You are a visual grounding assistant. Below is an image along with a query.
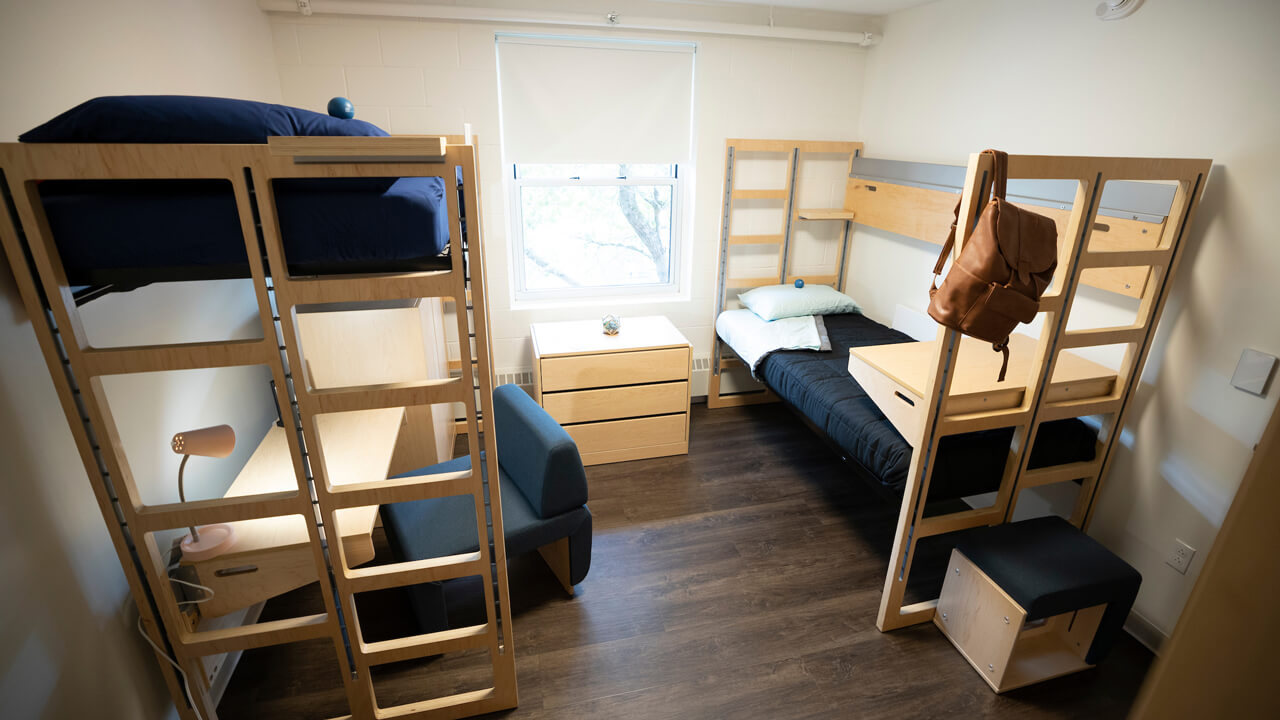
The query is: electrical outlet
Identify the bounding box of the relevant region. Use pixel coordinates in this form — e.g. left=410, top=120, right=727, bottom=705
left=1165, top=538, right=1196, bottom=574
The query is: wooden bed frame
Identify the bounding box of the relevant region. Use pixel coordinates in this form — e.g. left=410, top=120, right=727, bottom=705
left=0, top=137, right=518, bottom=719
left=706, top=140, right=1212, bottom=636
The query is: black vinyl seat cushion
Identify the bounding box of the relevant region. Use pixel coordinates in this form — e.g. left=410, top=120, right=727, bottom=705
left=382, top=455, right=592, bottom=572
left=381, top=455, right=592, bottom=633
left=955, top=516, right=1141, bottom=664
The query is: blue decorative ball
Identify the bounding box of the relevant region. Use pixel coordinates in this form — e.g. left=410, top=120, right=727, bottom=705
left=327, top=97, right=355, bottom=119
left=794, top=278, right=805, bottom=288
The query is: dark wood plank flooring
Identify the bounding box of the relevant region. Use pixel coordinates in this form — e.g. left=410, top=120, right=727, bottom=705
left=219, top=403, right=1152, bottom=719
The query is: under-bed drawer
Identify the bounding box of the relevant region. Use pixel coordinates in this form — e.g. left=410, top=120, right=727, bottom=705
left=565, top=414, right=688, bottom=462
left=542, top=382, right=688, bottom=425
left=539, top=347, right=689, bottom=392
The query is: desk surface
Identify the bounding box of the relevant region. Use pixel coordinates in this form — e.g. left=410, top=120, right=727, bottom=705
left=214, top=407, right=403, bottom=558
left=850, top=333, right=1114, bottom=401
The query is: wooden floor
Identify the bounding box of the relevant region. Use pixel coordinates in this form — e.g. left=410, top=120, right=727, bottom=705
left=219, top=402, right=1153, bottom=719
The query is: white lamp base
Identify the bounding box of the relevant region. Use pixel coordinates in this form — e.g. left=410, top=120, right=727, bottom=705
left=180, top=524, right=236, bottom=561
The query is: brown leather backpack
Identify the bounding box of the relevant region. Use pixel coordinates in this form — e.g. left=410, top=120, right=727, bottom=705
left=927, top=150, right=1058, bottom=382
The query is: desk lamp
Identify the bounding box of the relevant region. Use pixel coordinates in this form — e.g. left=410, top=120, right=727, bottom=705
left=171, top=425, right=236, bottom=561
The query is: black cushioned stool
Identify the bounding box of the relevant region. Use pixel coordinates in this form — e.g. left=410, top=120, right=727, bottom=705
left=934, top=516, right=1141, bottom=692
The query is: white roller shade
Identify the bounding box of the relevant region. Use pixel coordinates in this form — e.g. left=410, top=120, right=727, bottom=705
left=498, top=35, right=695, bottom=164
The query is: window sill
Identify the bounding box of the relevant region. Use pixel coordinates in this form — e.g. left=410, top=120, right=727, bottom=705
left=511, top=289, right=690, bottom=312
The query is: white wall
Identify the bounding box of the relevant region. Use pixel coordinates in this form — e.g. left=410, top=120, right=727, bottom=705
left=0, top=1, right=281, bottom=718
left=266, top=12, right=868, bottom=386
left=852, top=0, right=1280, bottom=639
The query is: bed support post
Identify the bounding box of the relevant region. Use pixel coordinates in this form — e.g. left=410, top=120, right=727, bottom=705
left=876, top=152, right=1212, bottom=633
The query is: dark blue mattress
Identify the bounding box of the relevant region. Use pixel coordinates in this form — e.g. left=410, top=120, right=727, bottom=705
left=38, top=177, right=451, bottom=286
left=756, top=313, right=1097, bottom=500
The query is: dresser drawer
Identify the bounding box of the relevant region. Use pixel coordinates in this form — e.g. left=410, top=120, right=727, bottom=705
left=542, top=382, right=688, bottom=424
left=565, top=413, right=687, bottom=457
left=540, top=347, right=689, bottom=392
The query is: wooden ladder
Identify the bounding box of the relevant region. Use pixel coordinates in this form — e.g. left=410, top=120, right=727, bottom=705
left=0, top=138, right=518, bottom=719
left=877, top=153, right=1212, bottom=631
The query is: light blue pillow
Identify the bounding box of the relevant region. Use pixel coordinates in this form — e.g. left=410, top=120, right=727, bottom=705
left=738, top=284, right=860, bottom=321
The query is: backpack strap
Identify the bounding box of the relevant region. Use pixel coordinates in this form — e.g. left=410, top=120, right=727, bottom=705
left=983, top=149, right=1008, bottom=200
left=932, top=150, right=1009, bottom=282
left=994, top=340, right=1010, bottom=382
left=931, top=197, right=962, bottom=281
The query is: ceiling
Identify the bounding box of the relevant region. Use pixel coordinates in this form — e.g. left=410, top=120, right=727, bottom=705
left=666, top=0, right=938, bottom=14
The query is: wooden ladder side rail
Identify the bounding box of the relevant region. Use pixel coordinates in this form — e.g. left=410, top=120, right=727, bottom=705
left=256, top=141, right=518, bottom=718
left=876, top=153, right=1212, bottom=632
left=1053, top=164, right=1209, bottom=531
left=0, top=170, right=201, bottom=719
left=877, top=152, right=1000, bottom=630
left=707, top=138, right=862, bottom=410
left=0, top=142, right=355, bottom=720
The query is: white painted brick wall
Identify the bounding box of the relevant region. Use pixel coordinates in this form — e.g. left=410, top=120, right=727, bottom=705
left=266, top=15, right=867, bottom=393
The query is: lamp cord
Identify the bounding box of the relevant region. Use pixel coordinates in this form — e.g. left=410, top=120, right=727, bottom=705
left=177, top=454, right=199, bottom=542
left=136, top=577, right=214, bottom=720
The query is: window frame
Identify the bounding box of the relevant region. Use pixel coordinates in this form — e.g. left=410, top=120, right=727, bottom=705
left=508, top=164, right=684, bottom=303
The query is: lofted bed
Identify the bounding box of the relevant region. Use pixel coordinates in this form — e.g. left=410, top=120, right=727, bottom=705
left=0, top=97, right=517, bottom=720
left=707, top=139, right=1211, bottom=633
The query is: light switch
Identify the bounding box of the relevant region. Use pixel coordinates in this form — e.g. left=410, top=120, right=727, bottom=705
left=1230, top=348, right=1277, bottom=396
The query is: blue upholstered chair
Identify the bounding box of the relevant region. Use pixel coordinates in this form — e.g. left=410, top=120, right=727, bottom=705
left=380, top=384, right=592, bottom=633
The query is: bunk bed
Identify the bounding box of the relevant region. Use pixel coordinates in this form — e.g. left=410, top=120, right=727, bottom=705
left=708, top=139, right=1211, bottom=633
left=0, top=97, right=517, bottom=720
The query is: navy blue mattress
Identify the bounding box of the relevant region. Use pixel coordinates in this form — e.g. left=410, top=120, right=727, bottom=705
left=756, top=313, right=1097, bottom=501
left=38, top=177, right=451, bottom=286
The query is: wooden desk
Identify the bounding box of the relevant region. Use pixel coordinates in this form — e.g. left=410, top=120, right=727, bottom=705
left=182, top=407, right=402, bottom=618
left=847, top=333, right=1116, bottom=442
left=184, top=303, right=451, bottom=617
left=532, top=316, right=692, bottom=465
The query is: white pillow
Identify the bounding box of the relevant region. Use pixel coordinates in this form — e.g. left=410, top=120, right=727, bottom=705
left=738, top=284, right=861, bottom=321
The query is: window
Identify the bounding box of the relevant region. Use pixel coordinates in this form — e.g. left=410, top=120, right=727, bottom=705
left=497, top=34, right=695, bottom=302
left=511, top=163, right=680, bottom=296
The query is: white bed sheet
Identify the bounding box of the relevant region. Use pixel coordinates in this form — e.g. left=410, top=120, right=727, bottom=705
left=715, top=309, right=824, bottom=378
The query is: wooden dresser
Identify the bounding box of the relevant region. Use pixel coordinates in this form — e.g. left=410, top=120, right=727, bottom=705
left=531, top=316, right=691, bottom=465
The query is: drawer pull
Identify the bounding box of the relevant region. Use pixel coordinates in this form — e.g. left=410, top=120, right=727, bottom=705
left=215, top=565, right=259, bottom=577
left=894, top=391, right=916, bottom=407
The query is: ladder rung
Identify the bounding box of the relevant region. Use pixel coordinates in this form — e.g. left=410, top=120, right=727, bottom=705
left=785, top=274, right=838, bottom=286
left=345, top=553, right=484, bottom=593
left=732, top=189, right=788, bottom=201
left=357, top=624, right=491, bottom=667
left=797, top=208, right=856, bottom=221
left=725, top=276, right=780, bottom=289
left=1037, top=294, right=1065, bottom=313
left=281, top=270, right=458, bottom=305
left=1060, top=326, right=1146, bottom=349
left=135, top=491, right=299, bottom=532
left=81, top=339, right=268, bottom=376
left=1021, top=459, right=1102, bottom=488
left=1038, top=395, right=1124, bottom=422
left=916, top=507, right=1001, bottom=538
left=303, top=377, right=469, bottom=414
left=322, top=470, right=474, bottom=509
left=1081, top=247, right=1172, bottom=269
left=375, top=688, right=499, bottom=720
left=179, top=613, right=330, bottom=656
left=937, top=407, right=1032, bottom=435
left=727, top=234, right=784, bottom=245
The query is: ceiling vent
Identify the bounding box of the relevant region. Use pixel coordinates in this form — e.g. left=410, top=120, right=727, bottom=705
left=1096, top=0, right=1145, bottom=21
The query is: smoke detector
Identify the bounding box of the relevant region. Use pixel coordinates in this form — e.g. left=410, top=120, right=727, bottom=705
left=1096, top=0, right=1144, bottom=21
